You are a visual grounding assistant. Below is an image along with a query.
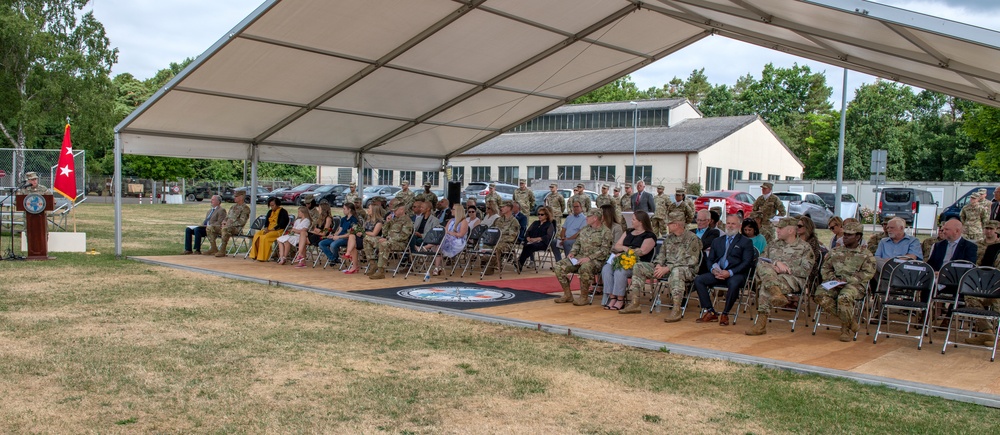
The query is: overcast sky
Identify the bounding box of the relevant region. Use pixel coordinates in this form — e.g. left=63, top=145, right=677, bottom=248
left=90, top=0, right=999, bottom=109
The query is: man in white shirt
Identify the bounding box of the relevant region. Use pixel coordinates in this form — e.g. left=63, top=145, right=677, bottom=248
left=551, top=201, right=586, bottom=261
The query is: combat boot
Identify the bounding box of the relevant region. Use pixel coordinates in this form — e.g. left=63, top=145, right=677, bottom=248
left=839, top=323, right=854, bottom=342
left=205, top=237, right=219, bottom=256
left=770, top=287, right=788, bottom=308
left=365, top=264, right=378, bottom=276
left=965, top=334, right=995, bottom=345
left=573, top=281, right=591, bottom=306
left=369, top=267, right=385, bottom=280
left=663, top=296, right=684, bottom=322
left=215, top=238, right=228, bottom=257
left=618, top=298, right=641, bottom=314
left=745, top=315, right=768, bottom=336
left=554, top=281, right=574, bottom=303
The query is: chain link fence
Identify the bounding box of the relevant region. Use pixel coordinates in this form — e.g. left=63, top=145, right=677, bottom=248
left=0, top=148, right=86, bottom=203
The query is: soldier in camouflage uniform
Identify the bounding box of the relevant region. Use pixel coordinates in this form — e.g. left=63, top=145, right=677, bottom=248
left=210, top=190, right=251, bottom=256
left=18, top=172, right=51, bottom=195
left=749, top=211, right=773, bottom=246
left=752, top=182, right=785, bottom=244
left=417, top=182, right=438, bottom=207
left=666, top=187, right=695, bottom=227
left=570, top=183, right=591, bottom=211
left=553, top=209, right=612, bottom=305
left=746, top=217, right=815, bottom=336
left=484, top=201, right=521, bottom=275
left=815, top=221, right=876, bottom=341
left=483, top=183, right=503, bottom=210
left=619, top=183, right=634, bottom=212
left=977, top=220, right=1000, bottom=265
left=650, top=185, right=669, bottom=237
left=301, top=193, right=320, bottom=222
left=621, top=211, right=700, bottom=319
left=395, top=180, right=415, bottom=215
left=961, top=192, right=988, bottom=243
left=964, top=293, right=1000, bottom=346
left=867, top=221, right=888, bottom=255
left=343, top=182, right=359, bottom=207
left=595, top=184, right=614, bottom=208
left=544, top=183, right=565, bottom=226
left=369, top=203, right=414, bottom=279
left=354, top=197, right=368, bottom=222
left=513, top=179, right=535, bottom=213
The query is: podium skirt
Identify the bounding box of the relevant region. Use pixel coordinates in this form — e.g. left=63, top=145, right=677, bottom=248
left=249, top=230, right=282, bottom=261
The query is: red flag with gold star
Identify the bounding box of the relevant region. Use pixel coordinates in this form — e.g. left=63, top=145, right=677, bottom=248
left=52, top=123, right=77, bottom=201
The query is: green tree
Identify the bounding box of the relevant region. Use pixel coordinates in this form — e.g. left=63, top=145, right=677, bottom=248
left=0, top=0, right=117, bottom=176
left=843, top=80, right=916, bottom=180
left=963, top=102, right=1000, bottom=176
left=572, top=75, right=641, bottom=103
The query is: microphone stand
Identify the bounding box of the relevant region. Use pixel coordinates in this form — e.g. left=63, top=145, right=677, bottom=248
left=3, top=186, right=26, bottom=260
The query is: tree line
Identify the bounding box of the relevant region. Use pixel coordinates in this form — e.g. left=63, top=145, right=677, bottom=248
left=2, top=1, right=999, bottom=184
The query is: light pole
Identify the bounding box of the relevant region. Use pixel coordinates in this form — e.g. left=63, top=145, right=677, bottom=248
left=630, top=101, right=638, bottom=184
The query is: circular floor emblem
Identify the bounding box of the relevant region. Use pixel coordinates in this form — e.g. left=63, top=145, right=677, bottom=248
left=397, top=286, right=516, bottom=303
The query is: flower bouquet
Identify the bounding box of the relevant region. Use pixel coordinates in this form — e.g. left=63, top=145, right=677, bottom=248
left=348, top=223, right=365, bottom=237
left=613, top=249, right=637, bottom=271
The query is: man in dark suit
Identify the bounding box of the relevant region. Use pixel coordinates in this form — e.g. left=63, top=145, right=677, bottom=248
left=692, top=214, right=757, bottom=326
left=928, top=219, right=978, bottom=271
left=632, top=180, right=655, bottom=214
left=691, top=210, right=721, bottom=274
left=991, top=187, right=1000, bottom=221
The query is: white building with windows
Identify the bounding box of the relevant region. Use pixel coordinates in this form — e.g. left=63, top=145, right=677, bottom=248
left=318, top=99, right=803, bottom=192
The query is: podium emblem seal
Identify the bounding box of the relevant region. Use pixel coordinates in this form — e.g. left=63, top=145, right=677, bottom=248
left=23, top=193, right=46, bottom=214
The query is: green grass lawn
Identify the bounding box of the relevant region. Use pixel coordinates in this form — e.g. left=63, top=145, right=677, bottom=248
left=0, top=203, right=992, bottom=433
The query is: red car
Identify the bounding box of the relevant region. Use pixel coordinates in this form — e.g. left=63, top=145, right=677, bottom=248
left=694, top=190, right=757, bottom=220
left=280, top=183, right=319, bottom=204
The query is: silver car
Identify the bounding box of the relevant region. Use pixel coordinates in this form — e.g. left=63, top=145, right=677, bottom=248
left=775, top=191, right=834, bottom=229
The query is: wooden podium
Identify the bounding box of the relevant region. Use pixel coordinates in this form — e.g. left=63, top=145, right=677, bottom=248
left=16, top=194, right=53, bottom=260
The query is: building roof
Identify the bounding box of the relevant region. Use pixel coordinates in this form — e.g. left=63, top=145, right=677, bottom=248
left=462, top=115, right=759, bottom=156
left=546, top=98, right=687, bottom=115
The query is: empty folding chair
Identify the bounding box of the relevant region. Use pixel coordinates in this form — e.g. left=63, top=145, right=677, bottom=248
left=873, top=260, right=936, bottom=349
left=231, top=215, right=266, bottom=257
left=942, top=266, right=1000, bottom=361
left=474, top=228, right=502, bottom=279
left=405, top=227, right=446, bottom=280
left=927, top=260, right=976, bottom=338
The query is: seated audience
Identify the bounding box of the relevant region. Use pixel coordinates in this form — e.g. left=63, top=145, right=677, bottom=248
left=208, top=190, right=250, bottom=257
left=484, top=201, right=520, bottom=275
left=746, top=217, right=815, bottom=336
left=183, top=194, right=225, bottom=255
left=874, top=217, right=922, bottom=264
left=742, top=218, right=767, bottom=253
left=815, top=221, right=876, bottom=341
left=308, top=201, right=333, bottom=248
left=692, top=214, right=756, bottom=325
left=621, top=211, right=701, bottom=317
left=428, top=203, right=471, bottom=276
left=516, top=206, right=555, bottom=272
left=319, top=203, right=358, bottom=266
left=369, top=203, right=414, bottom=280
left=410, top=199, right=440, bottom=251
left=552, top=209, right=612, bottom=305
left=345, top=203, right=385, bottom=274
left=692, top=210, right=722, bottom=274
left=465, top=206, right=481, bottom=229
left=551, top=201, right=585, bottom=262
left=481, top=202, right=500, bottom=227
left=276, top=206, right=312, bottom=267
left=511, top=201, right=528, bottom=242
left=249, top=197, right=289, bottom=262
left=601, top=211, right=656, bottom=310
left=828, top=216, right=844, bottom=249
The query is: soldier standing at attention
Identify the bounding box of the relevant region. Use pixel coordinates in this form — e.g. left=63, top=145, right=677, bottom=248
left=418, top=182, right=438, bottom=207
left=483, top=182, right=502, bottom=210
left=395, top=180, right=415, bottom=216
left=752, top=182, right=785, bottom=244
left=961, top=192, right=988, bottom=243
left=18, top=172, right=51, bottom=195
left=369, top=203, right=413, bottom=280
left=210, top=190, right=251, bottom=257
left=666, top=187, right=695, bottom=227
left=621, top=211, right=701, bottom=318
left=746, top=217, right=814, bottom=336
left=815, top=221, right=876, bottom=341
left=343, top=182, right=359, bottom=206
left=552, top=209, right=612, bottom=306
left=570, top=183, right=592, bottom=211
left=619, top=183, right=634, bottom=212
left=595, top=184, right=614, bottom=208
left=513, top=179, right=534, bottom=213
left=650, top=185, right=670, bottom=237
left=544, top=183, right=565, bottom=227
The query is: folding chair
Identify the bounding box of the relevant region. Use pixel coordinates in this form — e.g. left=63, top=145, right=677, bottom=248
left=266, top=220, right=296, bottom=262
left=873, top=260, right=936, bottom=349
left=405, top=227, right=446, bottom=280
left=389, top=233, right=417, bottom=277
left=759, top=254, right=824, bottom=332
left=709, top=249, right=759, bottom=324
left=942, top=266, right=1000, bottom=361
left=927, top=260, right=976, bottom=338
left=451, top=224, right=487, bottom=276
left=313, top=216, right=341, bottom=268
left=811, top=280, right=869, bottom=341
left=866, top=257, right=907, bottom=334
left=475, top=228, right=503, bottom=279
left=649, top=250, right=702, bottom=316
left=231, top=215, right=266, bottom=257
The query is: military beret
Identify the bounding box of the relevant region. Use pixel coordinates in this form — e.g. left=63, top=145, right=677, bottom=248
left=776, top=217, right=799, bottom=228
left=761, top=182, right=774, bottom=189
left=842, top=221, right=864, bottom=235
left=549, top=183, right=558, bottom=188
left=675, top=187, right=685, bottom=194
left=586, top=209, right=603, bottom=218
left=233, top=190, right=247, bottom=198
left=25, top=171, right=38, bottom=180
left=576, top=183, right=585, bottom=189
left=667, top=211, right=687, bottom=223
left=985, top=220, right=1000, bottom=230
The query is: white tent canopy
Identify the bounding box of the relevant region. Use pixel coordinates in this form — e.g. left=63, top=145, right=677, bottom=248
left=113, top=0, right=1000, bottom=255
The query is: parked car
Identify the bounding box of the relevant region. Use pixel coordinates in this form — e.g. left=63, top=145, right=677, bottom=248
left=299, top=184, right=348, bottom=206
left=693, top=190, right=756, bottom=220
left=774, top=191, right=834, bottom=229
left=531, top=188, right=598, bottom=216
left=815, top=192, right=860, bottom=220
left=938, top=186, right=996, bottom=224
left=878, top=187, right=937, bottom=225
left=462, top=181, right=517, bottom=209
left=280, top=183, right=319, bottom=205
left=227, top=186, right=271, bottom=204
left=362, top=185, right=402, bottom=208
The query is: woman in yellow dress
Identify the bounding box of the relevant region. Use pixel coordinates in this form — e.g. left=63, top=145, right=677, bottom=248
left=249, top=197, right=290, bottom=261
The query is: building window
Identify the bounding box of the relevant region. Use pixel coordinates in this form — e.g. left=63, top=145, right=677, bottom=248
left=727, top=169, right=743, bottom=190
left=337, top=168, right=352, bottom=185
left=785, top=176, right=796, bottom=181
left=558, top=165, right=581, bottom=181
left=748, top=172, right=762, bottom=181
left=625, top=165, right=653, bottom=184
left=399, top=171, right=415, bottom=185
left=525, top=166, right=548, bottom=185
left=471, top=166, right=491, bottom=183
left=450, top=167, right=464, bottom=183
left=363, top=168, right=374, bottom=185
left=498, top=166, right=519, bottom=185
left=768, top=174, right=780, bottom=181
left=590, top=165, right=616, bottom=182
left=422, top=171, right=439, bottom=187
left=706, top=167, right=722, bottom=191
left=377, top=169, right=393, bottom=185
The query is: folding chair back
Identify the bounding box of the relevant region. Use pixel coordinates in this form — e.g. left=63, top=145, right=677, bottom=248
left=467, top=224, right=488, bottom=244
left=943, top=267, right=1000, bottom=360
left=479, top=228, right=501, bottom=249
left=404, top=226, right=446, bottom=280
left=451, top=224, right=489, bottom=276
left=873, top=260, right=936, bottom=348
left=233, top=215, right=267, bottom=257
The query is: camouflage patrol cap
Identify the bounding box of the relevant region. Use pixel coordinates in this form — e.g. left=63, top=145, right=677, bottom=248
left=500, top=200, right=512, bottom=208
left=353, top=197, right=362, bottom=203
left=761, top=182, right=774, bottom=189
left=319, top=199, right=330, bottom=206
left=601, top=184, right=609, bottom=189
left=674, top=187, right=685, bottom=194
left=301, top=193, right=314, bottom=201
left=424, top=182, right=432, bottom=187
left=518, top=178, right=526, bottom=184
left=613, top=187, right=620, bottom=192
left=549, top=183, right=558, bottom=188
left=576, top=183, right=585, bottom=189
left=586, top=209, right=603, bottom=218
left=842, top=221, right=864, bottom=235
left=489, top=182, right=496, bottom=188
left=776, top=217, right=799, bottom=228
left=986, top=220, right=1000, bottom=230
left=624, top=183, right=632, bottom=188
left=978, top=188, right=988, bottom=196
left=401, top=180, right=410, bottom=186
left=349, top=182, right=356, bottom=187
left=233, top=190, right=247, bottom=198
left=25, top=171, right=38, bottom=180
left=667, top=211, right=687, bottom=223
left=656, top=185, right=664, bottom=190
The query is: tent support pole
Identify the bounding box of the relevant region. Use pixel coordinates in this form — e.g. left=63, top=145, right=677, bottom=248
left=250, top=144, right=259, bottom=220
left=835, top=68, right=848, bottom=218
left=114, top=132, right=122, bottom=258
